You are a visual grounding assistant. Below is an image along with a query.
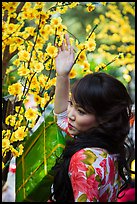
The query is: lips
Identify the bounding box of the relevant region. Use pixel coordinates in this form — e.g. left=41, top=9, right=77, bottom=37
left=68, top=122, right=75, bottom=129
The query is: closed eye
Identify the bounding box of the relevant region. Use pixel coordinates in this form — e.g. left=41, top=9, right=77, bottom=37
left=77, top=108, right=86, bottom=115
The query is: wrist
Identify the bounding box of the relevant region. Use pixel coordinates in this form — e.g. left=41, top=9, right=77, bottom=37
left=56, top=74, right=69, bottom=77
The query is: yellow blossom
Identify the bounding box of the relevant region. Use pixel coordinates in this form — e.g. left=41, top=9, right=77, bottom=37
left=93, top=18, right=100, bottom=25
left=7, top=23, right=19, bottom=34
left=85, top=39, right=96, bottom=52
left=40, top=97, right=49, bottom=109
left=2, top=138, right=10, bottom=149
left=6, top=2, right=18, bottom=13
left=76, top=41, right=86, bottom=50
left=44, top=81, right=51, bottom=90
left=86, top=24, right=91, bottom=33
left=2, top=162, right=5, bottom=169
left=15, top=37, right=24, bottom=45
left=101, top=2, right=107, bottom=6
left=25, top=27, right=35, bottom=36
left=6, top=66, right=13, bottom=75
left=55, top=34, right=64, bottom=47
left=95, top=63, right=106, bottom=72
left=43, top=54, right=49, bottom=64
left=2, top=129, right=11, bottom=139
left=2, top=130, right=6, bottom=138
left=18, top=65, right=30, bottom=76
left=86, top=3, right=95, bottom=12
left=14, top=121, right=22, bottom=130
left=46, top=43, right=58, bottom=58
left=69, top=69, right=77, bottom=79
left=28, top=120, right=36, bottom=128
left=33, top=62, right=44, bottom=73
left=82, top=69, right=93, bottom=76
left=50, top=17, right=62, bottom=28
left=122, top=68, right=129, bottom=75
left=9, top=43, right=18, bottom=54
left=18, top=144, right=24, bottom=156
left=38, top=74, right=48, bottom=88
left=69, top=2, right=79, bottom=8
left=44, top=24, right=53, bottom=35
left=77, top=51, right=87, bottom=63
left=127, top=64, right=134, bottom=72
left=45, top=59, right=53, bottom=70
left=34, top=94, right=41, bottom=105
left=28, top=74, right=38, bottom=85
left=56, top=24, right=64, bottom=35
left=25, top=108, right=38, bottom=121
left=10, top=146, right=19, bottom=157
left=118, top=53, right=124, bottom=59
left=13, top=59, right=20, bottom=66
left=56, top=6, right=68, bottom=14
left=18, top=50, right=30, bottom=61
left=28, top=77, right=40, bottom=93
left=50, top=77, right=56, bottom=86
left=29, top=83, right=40, bottom=94
left=34, top=36, right=45, bottom=50
left=11, top=126, right=28, bottom=142
left=42, top=92, right=48, bottom=100
left=40, top=29, right=49, bottom=41
left=123, top=74, right=131, bottom=83
left=88, top=32, right=96, bottom=40
left=8, top=82, right=23, bottom=96
left=15, top=106, right=24, bottom=114
left=83, top=61, right=90, bottom=70
left=5, top=115, right=16, bottom=126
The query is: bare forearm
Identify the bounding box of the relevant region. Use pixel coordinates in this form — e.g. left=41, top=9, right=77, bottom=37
left=54, top=75, right=70, bottom=114
left=54, top=34, right=74, bottom=114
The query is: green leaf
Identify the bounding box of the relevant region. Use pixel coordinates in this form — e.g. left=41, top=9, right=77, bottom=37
left=95, top=175, right=101, bottom=182
left=83, top=150, right=97, bottom=165
left=86, top=165, right=95, bottom=177
left=100, top=151, right=107, bottom=158
left=77, top=194, right=87, bottom=202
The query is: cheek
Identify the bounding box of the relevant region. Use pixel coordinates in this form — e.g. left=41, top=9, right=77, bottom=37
left=77, top=116, right=97, bottom=129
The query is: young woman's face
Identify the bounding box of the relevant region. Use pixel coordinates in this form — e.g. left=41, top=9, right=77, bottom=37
left=67, top=99, right=98, bottom=136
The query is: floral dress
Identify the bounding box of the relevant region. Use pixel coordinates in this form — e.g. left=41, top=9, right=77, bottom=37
left=54, top=111, right=122, bottom=202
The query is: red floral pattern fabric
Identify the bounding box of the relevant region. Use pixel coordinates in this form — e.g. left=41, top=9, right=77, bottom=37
left=54, top=111, right=122, bottom=202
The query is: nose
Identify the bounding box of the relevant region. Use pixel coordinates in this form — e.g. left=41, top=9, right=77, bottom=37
left=68, top=107, right=76, bottom=121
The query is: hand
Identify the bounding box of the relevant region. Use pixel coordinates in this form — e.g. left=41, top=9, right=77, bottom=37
left=55, top=34, right=75, bottom=76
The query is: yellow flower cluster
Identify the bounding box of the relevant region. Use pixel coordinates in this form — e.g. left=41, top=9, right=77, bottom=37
left=8, top=82, right=23, bottom=96
left=93, top=2, right=135, bottom=76
left=46, top=43, right=58, bottom=58
left=86, top=3, right=95, bottom=12
left=2, top=2, right=135, bottom=169
left=95, top=63, right=106, bottom=72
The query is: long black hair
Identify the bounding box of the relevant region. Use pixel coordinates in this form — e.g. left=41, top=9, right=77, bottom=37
left=50, top=72, right=134, bottom=202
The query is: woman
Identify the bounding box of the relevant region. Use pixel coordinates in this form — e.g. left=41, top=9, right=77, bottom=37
left=48, top=34, right=134, bottom=202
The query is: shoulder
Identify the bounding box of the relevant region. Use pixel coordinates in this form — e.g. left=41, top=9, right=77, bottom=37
left=69, top=147, right=118, bottom=175
left=70, top=147, right=109, bottom=163
left=69, top=148, right=109, bottom=174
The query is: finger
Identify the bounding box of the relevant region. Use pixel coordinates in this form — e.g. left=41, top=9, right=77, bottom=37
left=65, top=33, right=71, bottom=48
left=70, top=46, right=74, bottom=55
left=61, top=40, right=65, bottom=51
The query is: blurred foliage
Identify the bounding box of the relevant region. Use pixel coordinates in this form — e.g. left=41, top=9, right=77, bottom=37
left=61, top=2, right=135, bottom=101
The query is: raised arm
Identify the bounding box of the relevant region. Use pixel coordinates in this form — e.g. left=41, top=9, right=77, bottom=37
left=54, top=34, right=74, bottom=114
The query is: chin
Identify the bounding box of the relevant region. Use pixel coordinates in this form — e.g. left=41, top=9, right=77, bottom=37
left=68, top=128, right=78, bottom=136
